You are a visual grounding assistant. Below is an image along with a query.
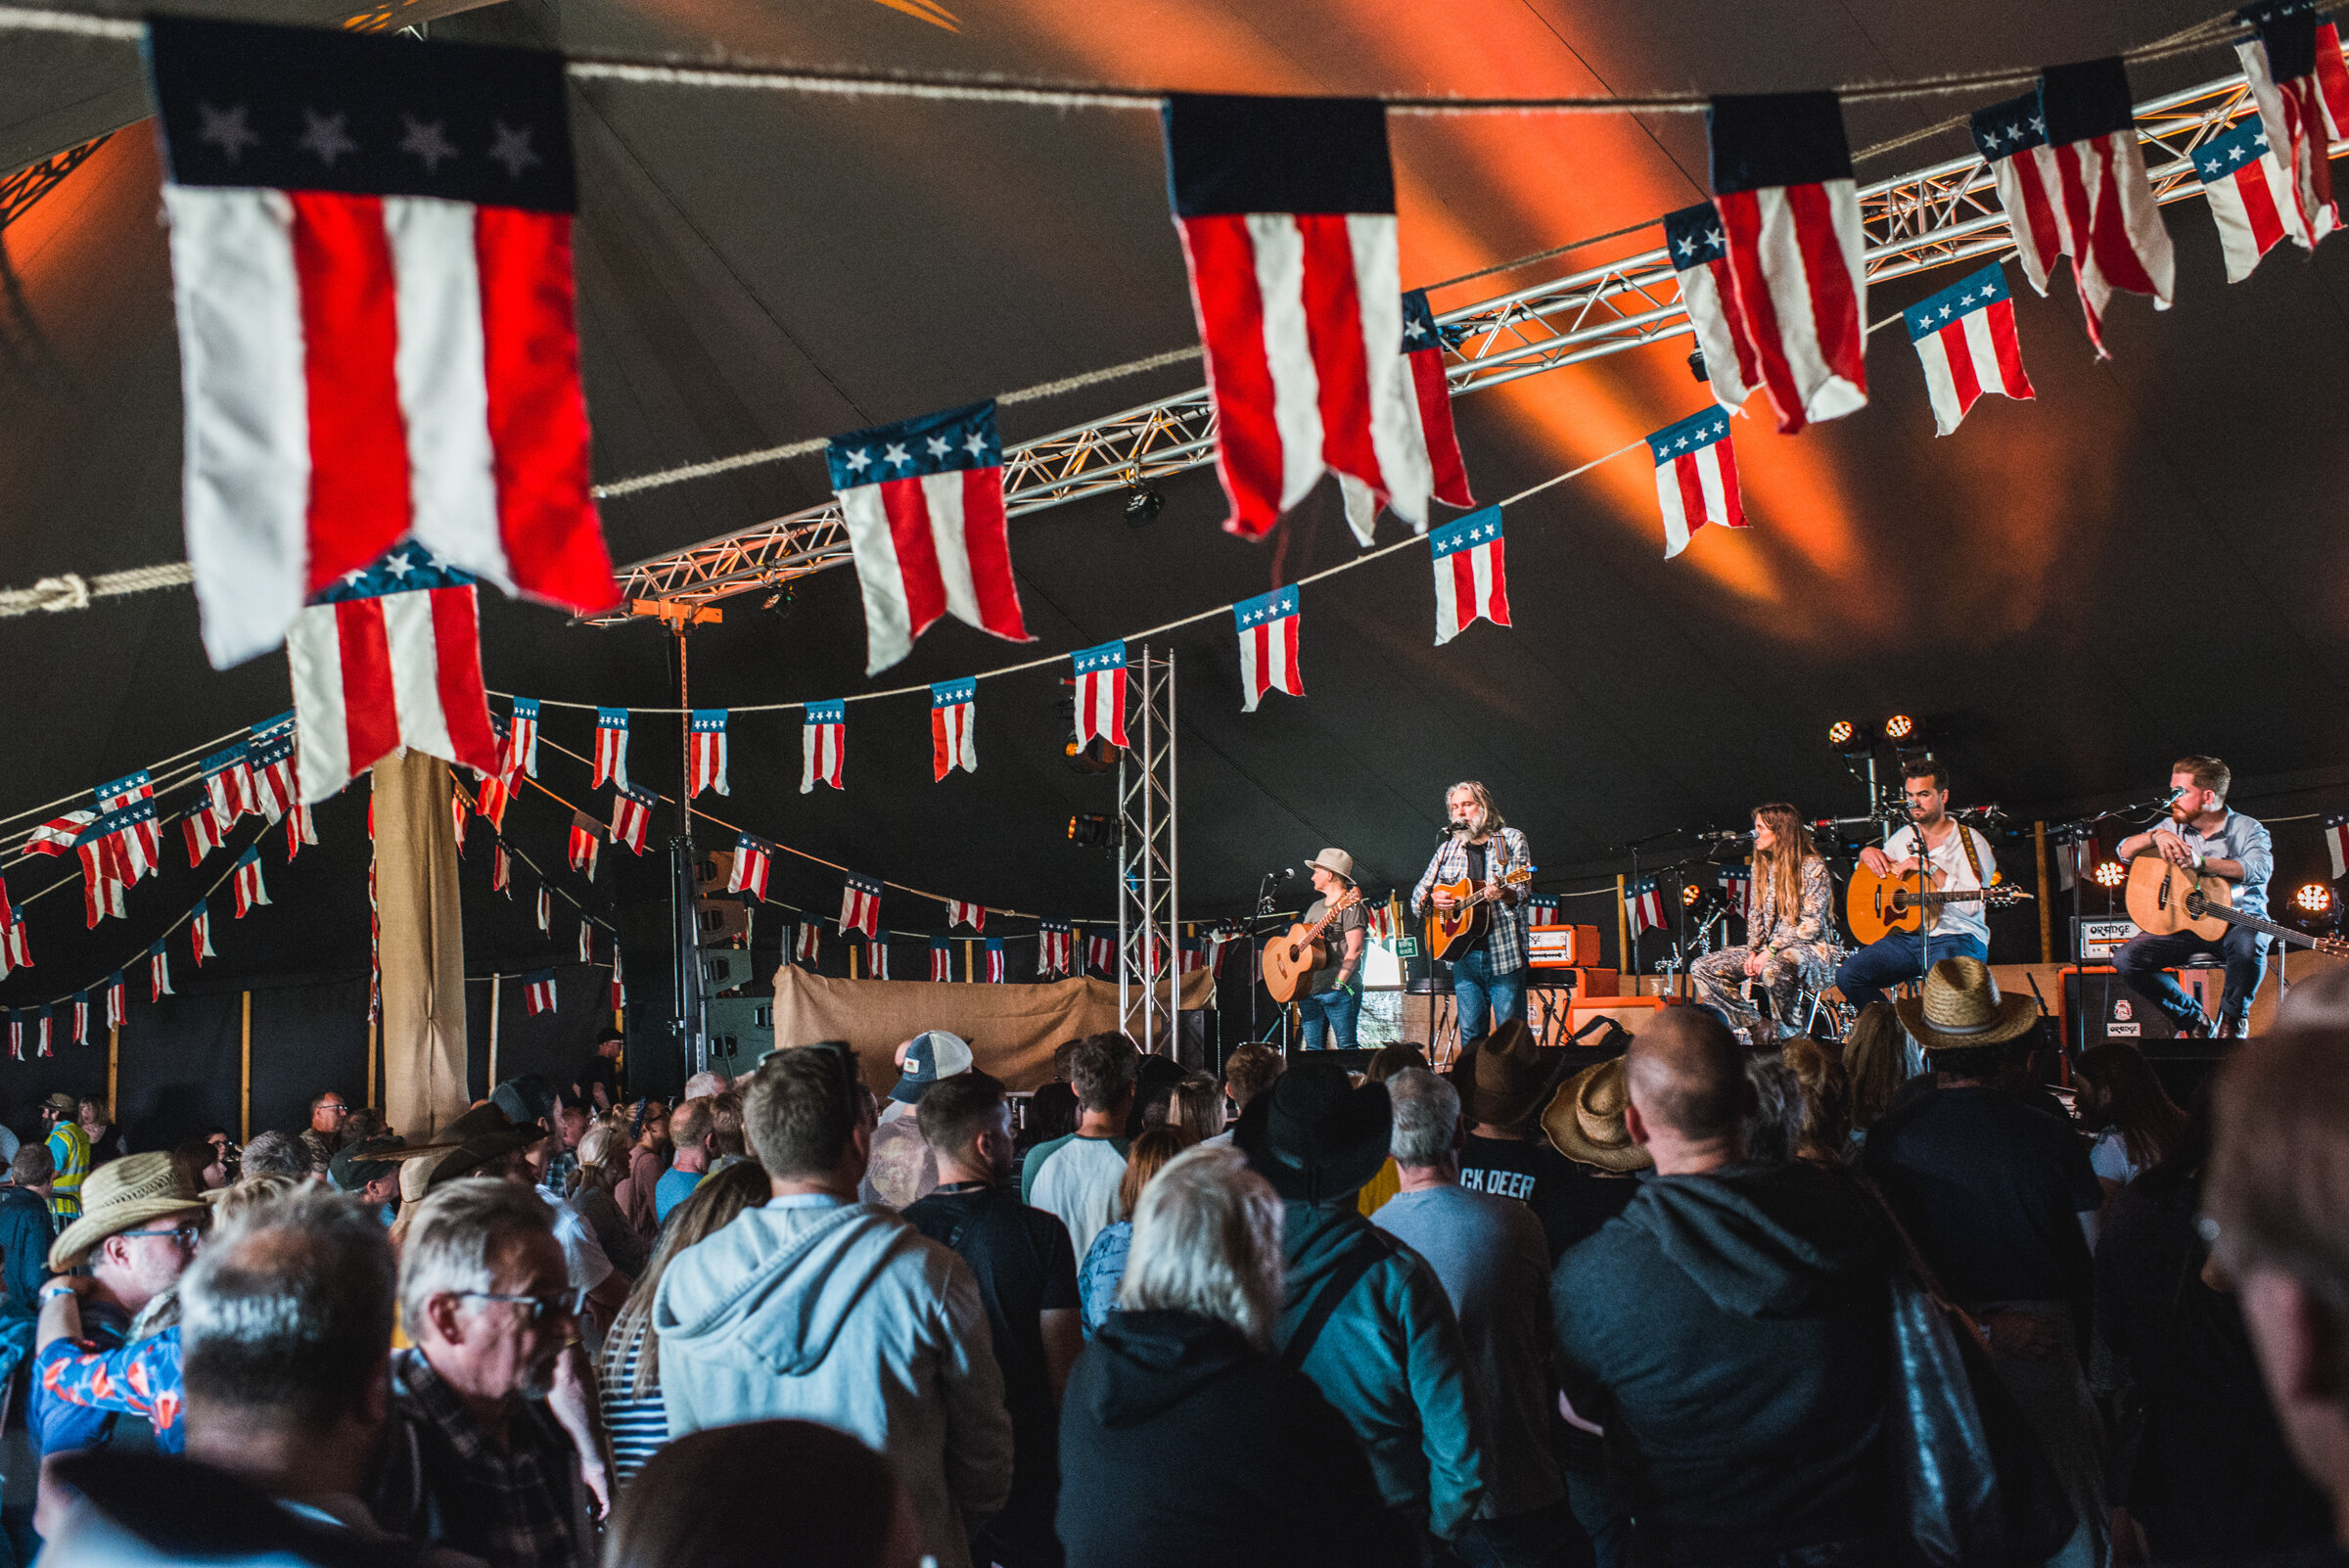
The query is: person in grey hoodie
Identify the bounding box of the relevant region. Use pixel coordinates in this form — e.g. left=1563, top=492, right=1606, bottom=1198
left=655, top=1041, right=1013, bottom=1568
left=1233, top=1058, right=1486, bottom=1550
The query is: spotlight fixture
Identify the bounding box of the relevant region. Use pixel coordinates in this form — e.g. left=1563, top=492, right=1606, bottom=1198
left=1883, top=714, right=1916, bottom=743
left=1062, top=736, right=1118, bottom=775
left=2297, top=883, right=2334, bottom=915
left=1686, top=348, right=1708, bottom=384
left=1067, top=813, right=1113, bottom=849
left=1681, top=882, right=1703, bottom=907
left=1827, top=719, right=1868, bottom=754
left=2093, top=859, right=2127, bottom=890
left=1123, top=484, right=1164, bottom=528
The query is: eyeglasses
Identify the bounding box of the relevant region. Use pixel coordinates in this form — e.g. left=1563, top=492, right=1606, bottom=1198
left=457, top=1289, right=583, bottom=1324
left=116, top=1222, right=205, bottom=1247
left=317, top=1103, right=349, bottom=1114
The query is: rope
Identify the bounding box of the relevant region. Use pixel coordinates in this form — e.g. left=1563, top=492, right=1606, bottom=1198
left=0, top=561, right=194, bottom=619
left=0, top=724, right=248, bottom=835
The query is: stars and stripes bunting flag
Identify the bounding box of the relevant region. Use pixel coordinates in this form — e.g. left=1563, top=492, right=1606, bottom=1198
left=931, top=679, right=977, bottom=780
left=1529, top=896, right=1562, bottom=928
left=2194, top=115, right=2331, bottom=282
left=803, top=701, right=847, bottom=793
left=728, top=833, right=774, bottom=901
left=451, top=793, right=467, bottom=852
left=2, top=915, right=29, bottom=976
left=1086, top=927, right=1117, bottom=975
left=827, top=401, right=1033, bottom=674
left=984, top=937, right=1006, bottom=983
left=2326, top=810, right=2349, bottom=881
left=1038, top=918, right=1074, bottom=979
left=946, top=899, right=986, bottom=933
left=536, top=885, right=551, bottom=933
left=1968, top=61, right=2173, bottom=358
left=1903, top=262, right=2036, bottom=435
left=5, top=1011, right=18, bottom=1063
left=1665, top=201, right=1762, bottom=412
left=839, top=872, right=882, bottom=939
left=1234, top=586, right=1304, bottom=712
left=866, top=938, right=891, bottom=980
left=26, top=810, right=94, bottom=858
left=504, top=697, right=540, bottom=778
left=929, top=936, right=952, bottom=982
left=593, top=708, right=629, bottom=790
left=609, top=784, right=654, bottom=854
left=71, top=992, right=89, bottom=1046
left=524, top=969, right=557, bottom=1015
left=150, top=940, right=173, bottom=1001
left=1646, top=409, right=1745, bottom=558
left=1339, top=288, right=1475, bottom=542
left=2237, top=4, right=2339, bottom=242
left=0, top=876, right=11, bottom=945
left=578, top=919, right=593, bottom=964
left=1627, top=878, right=1667, bottom=940
left=233, top=847, right=269, bottom=917
left=149, top=16, right=617, bottom=670
left=1177, top=935, right=1206, bottom=974
left=1707, top=91, right=1867, bottom=434
left=1363, top=903, right=1392, bottom=943
left=568, top=810, right=601, bottom=878
left=35, top=1006, right=49, bottom=1060
left=687, top=710, right=729, bottom=798
left=83, top=872, right=128, bottom=931
left=191, top=898, right=216, bottom=965
left=201, top=743, right=258, bottom=831
left=1073, top=641, right=1128, bottom=749
left=287, top=546, right=501, bottom=801
left=1162, top=94, right=1428, bottom=538
left=2313, top=17, right=2349, bottom=140
left=93, top=770, right=163, bottom=883
left=474, top=768, right=514, bottom=833
left=285, top=799, right=317, bottom=859
left=1430, top=508, right=1509, bottom=645
left=492, top=844, right=511, bottom=894
left=185, top=806, right=227, bottom=867
left=1720, top=863, right=1753, bottom=912
left=105, top=971, right=125, bottom=1030
left=796, top=921, right=821, bottom=967
left=251, top=714, right=299, bottom=821
left=609, top=944, right=624, bottom=1010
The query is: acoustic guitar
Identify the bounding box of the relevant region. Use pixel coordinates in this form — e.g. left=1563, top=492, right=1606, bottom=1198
left=1425, top=864, right=1536, bottom=962
left=2124, top=853, right=2349, bottom=956
left=1262, top=887, right=1366, bottom=1005
left=1845, top=863, right=2034, bottom=947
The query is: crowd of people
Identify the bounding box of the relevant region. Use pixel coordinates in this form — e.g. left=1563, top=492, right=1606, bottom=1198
left=1, top=979, right=2346, bottom=1568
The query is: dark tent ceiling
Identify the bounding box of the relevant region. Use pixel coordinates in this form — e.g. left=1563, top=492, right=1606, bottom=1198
left=2, top=0, right=2346, bottom=1001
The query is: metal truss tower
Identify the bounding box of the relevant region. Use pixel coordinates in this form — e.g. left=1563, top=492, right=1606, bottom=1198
left=594, top=48, right=2332, bottom=621
left=1116, top=647, right=1178, bottom=1055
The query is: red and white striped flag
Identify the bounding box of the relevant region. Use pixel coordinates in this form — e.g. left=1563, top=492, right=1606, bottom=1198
left=35, top=1007, right=50, bottom=1060
left=687, top=710, right=729, bottom=799
left=149, top=17, right=616, bottom=670
left=474, top=767, right=514, bottom=833
left=185, top=809, right=226, bottom=868
left=233, top=847, right=269, bottom=917
left=1646, top=409, right=1745, bottom=558
left=286, top=547, right=501, bottom=801
left=504, top=698, right=539, bottom=778
left=106, top=971, right=125, bottom=1030
left=577, top=920, right=593, bottom=964
left=609, top=944, right=624, bottom=1011
left=150, top=940, right=173, bottom=1002
left=451, top=795, right=467, bottom=853
left=1038, top=919, right=1074, bottom=979
left=796, top=922, right=821, bottom=967
left=1086, top=928, right=1117, bottom=975
left=1969, top=62, right=2173, bottom=358
left=593, top=709, right=628, bottom=791
left=250, top=716, right=298, bottom=822
left=2194, top=116, right=2332, bottom=282
left=947, top=899, right=986, bottom=934
left=201, top=743, right=258, bottom=832
left=24, top=809, right=93, bottom=859
left=2238, top=6, right=2340, bottom=241
left=191, top=899, right=215, bottom=966
left=1665, top=202, right=1761, bottom=412
left=1707, top=91, right=1867, bottom=434
left=1430, top=509, right=1509, bottom=645
left=929, top=937, right=952, bottom=982
left=610, top=785, right=653, bottom=855
left=524, top=969, right=557, bottom=1015
left=840, top=873, right=882, bottom=939
left=931, top=680, right=977, bottom=780
left=536, top=885, right=552, bottom=933
left=568, top=810, right=601, bottom=879
left=985, top=937, right=1006, bottom=983
left=867, top=939, right=891, bottom=980
left=1340, top=289, right=1475, bottom=542
left=491, top=844, right=511, bottom=895
left=1163, top=94, right=1429, bottom=539
left=70, top=992, right=88, bottom=1046
left=2326, top=810, right=2349, bottom=881
left=1234, top=587, right=1303, bottom=713
left=802, top=702, right=847, bottom=794
left=1073, top=641, right=1129, bottom=749
left=284, top=800, right=317, bottom=860
left=729, top=834, right=774, bottom=902
left=94, top=771, right=163, bottom=885
left=827, top=401, right=1032, bottom=674
left=1901, top=263, right=2036, bottom=436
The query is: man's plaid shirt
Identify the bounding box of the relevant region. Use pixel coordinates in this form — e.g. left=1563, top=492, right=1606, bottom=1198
left=378, top=1348, right=593, bottom=1568
left=1410, top=826, right=1533, bottom=975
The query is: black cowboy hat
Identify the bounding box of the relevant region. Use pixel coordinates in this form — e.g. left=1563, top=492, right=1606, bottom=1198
left=1233, top=1057, right=1392, bottom=1206
left=1455, top=1019, right=1571, bottom=1130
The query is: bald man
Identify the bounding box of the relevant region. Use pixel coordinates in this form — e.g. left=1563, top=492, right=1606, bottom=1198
left=1550, top=1011, right=1900, bottom=1566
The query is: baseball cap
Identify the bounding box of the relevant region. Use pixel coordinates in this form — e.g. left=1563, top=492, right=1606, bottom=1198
left=328, top=1135, right=402, bottom=1193
left=890, top=1031, right=975, bottom=1104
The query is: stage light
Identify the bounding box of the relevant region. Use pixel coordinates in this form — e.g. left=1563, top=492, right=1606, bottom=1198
left=1686, top=349, right=1708, bottom=384
left=2093, top=859, right=2127, bottom=889
left=1067, top=813, right=1112, bottom=848
left=1681, top=882, right=1702, bottom=907
left=2297, top=883, right=2334, bottom=915
left=1883, top=714, right=1916, bottom=743
left=1123, top=484, right=1164, bottom=527
left=1827, top=719, right=1863, bottom=752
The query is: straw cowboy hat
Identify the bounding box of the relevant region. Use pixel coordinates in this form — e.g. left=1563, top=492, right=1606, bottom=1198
left=1455, top=1020, right=1569, bottom=1130
left=1541, top=1058, right=1653, bottom=1174
left=49, top=1152, right=207, bottom=1271
left=1304, top=848, right=1356, bottom=884
left=1897, top=956, right=2041, bottom=1053
left=1234, top=1058, right=1392, bottom=1206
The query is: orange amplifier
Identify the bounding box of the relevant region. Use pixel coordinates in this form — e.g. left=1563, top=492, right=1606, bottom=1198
left=1527, top=966, right=1617, bottom=997
left=1564, top=994, right=1690, bottom=1043
left=1528, top=924, right=1602, bottom=969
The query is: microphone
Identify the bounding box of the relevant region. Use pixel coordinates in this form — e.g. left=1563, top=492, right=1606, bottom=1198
left=1265, top=866, right=1297, bottom=881
left=1697, top=829, right=1752, bottom=842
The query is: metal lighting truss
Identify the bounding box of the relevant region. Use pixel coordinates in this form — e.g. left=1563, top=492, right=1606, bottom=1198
left=0, top=134, right=111, bottom=232
left=602, top=49, right=2326, bottom=618
left=1116, top=647, right=1178, bottom=1055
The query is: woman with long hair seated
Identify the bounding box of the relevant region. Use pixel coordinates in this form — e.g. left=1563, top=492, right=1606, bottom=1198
left=1692, top=804, right=1838, bottom=1032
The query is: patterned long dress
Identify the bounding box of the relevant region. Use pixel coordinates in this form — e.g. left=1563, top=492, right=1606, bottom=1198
left=1691, top=857, right=1839, bottom=1028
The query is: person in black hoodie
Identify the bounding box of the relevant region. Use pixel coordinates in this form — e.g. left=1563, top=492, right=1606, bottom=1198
left=1552, top=1006, right=1896, bottom=1568
left=1057, top=1143, right=1409, bottom=1568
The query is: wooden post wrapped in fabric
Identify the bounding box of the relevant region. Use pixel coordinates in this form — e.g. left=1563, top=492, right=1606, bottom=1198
left=376, top=752, right=471, bottom=1138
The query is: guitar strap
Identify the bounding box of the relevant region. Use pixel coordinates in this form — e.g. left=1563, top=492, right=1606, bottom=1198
left=1955, top=823, right=1986, bottom=887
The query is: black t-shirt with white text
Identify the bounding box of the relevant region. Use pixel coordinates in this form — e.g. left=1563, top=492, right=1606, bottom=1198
left=1457, top=1133, right=1638, bottom=1264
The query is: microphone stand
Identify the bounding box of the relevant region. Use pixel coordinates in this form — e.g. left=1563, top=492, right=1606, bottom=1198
left=1251, top=871, right=1285, bottom=1051
left=1616, top=827, right=1679, bottom=980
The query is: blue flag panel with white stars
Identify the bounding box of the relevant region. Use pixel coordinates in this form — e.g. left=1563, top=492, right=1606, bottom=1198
left=825, top=402, right=1001, bottom=491
left=1643, top=408, right=1732, bottom=463
left=1968, top=91, right=2048, bottom=161
left=1904, top=263, right=2012, bottom=342
left=1662, top=202, right=1729, bottom=267
left=306, top=544, right=478, bottom=604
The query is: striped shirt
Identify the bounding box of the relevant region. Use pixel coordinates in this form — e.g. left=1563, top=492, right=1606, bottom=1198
left=600, top=1324, right=668, bottom=1491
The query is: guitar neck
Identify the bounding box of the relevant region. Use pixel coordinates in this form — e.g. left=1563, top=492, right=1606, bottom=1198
left=2200, top=899, right=2320, bottom=950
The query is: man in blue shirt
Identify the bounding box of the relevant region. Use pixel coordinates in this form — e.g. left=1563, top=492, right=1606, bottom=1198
left=2114, top=755, right=2276, bottom=1038
left=655, top=1097, right=713, bottom=1223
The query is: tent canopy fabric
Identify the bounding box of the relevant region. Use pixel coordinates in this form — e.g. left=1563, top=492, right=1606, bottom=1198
left=1, top=0, right=2345, bottom=1011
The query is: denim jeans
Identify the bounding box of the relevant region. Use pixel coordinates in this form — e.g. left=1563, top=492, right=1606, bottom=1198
left=1833, top=927, right=1989, bottom=1010
left=1450, top=945, right=1527, bottom=1045
left=1298, top=979, right=1362, bottom=1050
left=2113, top=922, right=2268, bottom=1029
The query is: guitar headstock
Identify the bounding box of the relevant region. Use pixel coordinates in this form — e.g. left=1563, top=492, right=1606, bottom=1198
left=1333, top=887, right=1365, bottom=911
left=1506, top=865, right=1536, bottom=886
left=2320, top=936, right=2349, bottom=960
left=1985, top=885, right=2036, bottom=908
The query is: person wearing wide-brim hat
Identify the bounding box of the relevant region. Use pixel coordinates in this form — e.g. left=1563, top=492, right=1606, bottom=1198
left=46, top=1150, right=208, bottom=1273
left=1455, top=1019, right=1570, bottom=1131
left=1893, top=954, right=2041, bottom=1055
left=1543, top=1057, right=1654, bottom=1175
left=374, top=1103, right=544, bottom=1189
left=1295, top=849, right=1369, bottom=1053
left=1233, top=1058, right=1484, bottom=1540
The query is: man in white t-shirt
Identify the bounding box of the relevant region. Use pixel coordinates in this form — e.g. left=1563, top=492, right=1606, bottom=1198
left=1018, top=1034, right=1135, bottom=1259
left=1835, top=759, right=1999, bottom=1010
